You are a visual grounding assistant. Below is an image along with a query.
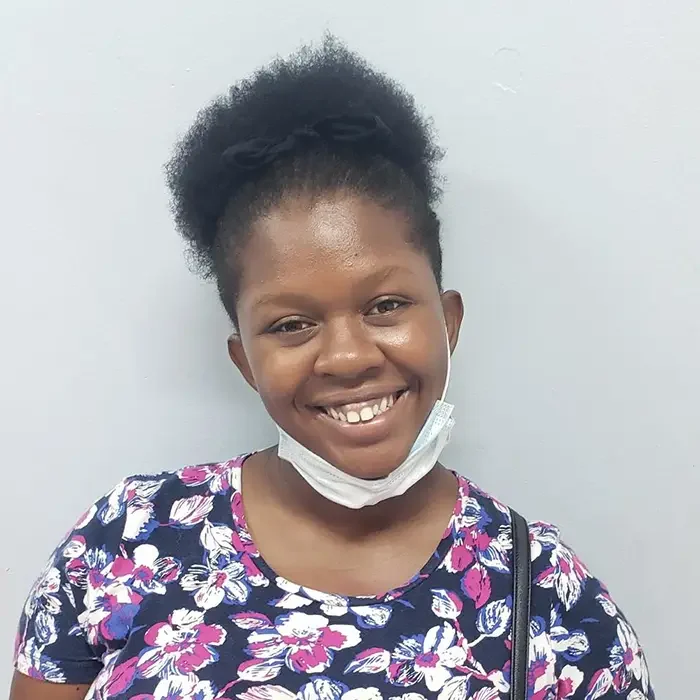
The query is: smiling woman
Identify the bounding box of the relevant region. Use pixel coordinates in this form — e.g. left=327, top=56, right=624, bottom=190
left=10, top=35, right=654, bottom=700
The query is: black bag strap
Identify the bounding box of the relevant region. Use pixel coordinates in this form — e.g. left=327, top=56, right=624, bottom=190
left=510, top=509, right=531, bottom=700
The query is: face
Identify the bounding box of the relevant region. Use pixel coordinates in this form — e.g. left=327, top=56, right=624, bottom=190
left=227, top=192, right=463, bottom=479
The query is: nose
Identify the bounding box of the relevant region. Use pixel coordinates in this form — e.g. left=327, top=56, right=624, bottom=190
left=313, top=319, right=385, bottom=379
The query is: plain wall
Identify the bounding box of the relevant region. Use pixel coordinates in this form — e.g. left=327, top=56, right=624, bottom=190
left=1, top=1, right=698, bottom=696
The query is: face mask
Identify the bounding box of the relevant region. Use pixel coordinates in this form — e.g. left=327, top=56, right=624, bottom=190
left=276, top=330, right=455, bottom=509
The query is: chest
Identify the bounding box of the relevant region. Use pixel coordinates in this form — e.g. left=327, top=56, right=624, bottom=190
left=85, top=562, right=515, bottom=699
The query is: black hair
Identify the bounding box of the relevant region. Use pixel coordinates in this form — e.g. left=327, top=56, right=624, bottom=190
left=165, top=35, right=444, bottom=323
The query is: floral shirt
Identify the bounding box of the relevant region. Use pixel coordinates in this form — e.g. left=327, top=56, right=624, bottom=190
left=14, top=455, right=653, bottom=700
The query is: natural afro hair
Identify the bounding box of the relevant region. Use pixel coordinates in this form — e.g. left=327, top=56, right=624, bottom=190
left=165, top=35, right=445, bottom=322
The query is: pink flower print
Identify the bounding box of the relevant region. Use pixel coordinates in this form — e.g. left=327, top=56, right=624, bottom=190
left=610, top=619, right=650, bottom=694
left=181, top=557, right=250, bottom=609
left=136, top=608, right=226, bottom=678
left=461, top=563, right=492, bottom=609
left=475, top=529, right=511, bottom=574
left=24, top=566, right=61, bottom=619
left=239, top=611, right=361, bottom=681
left=79, top=577, right=143, bottom=644
left=534, top=542, right=589, bottom=610
left=98, top=655, right=139, bottom=698
left=556, top=665, right=584, bottom=698
left=527, top=618, right=556, bottom=700
left=442, top=536, right=474, bottom=574
left=387, top=622, right=466, bottom=692
left=65, top=547, right=112, bottom=589
left=230, top=491, right=247, bottom=529
left=108, top=544, right=182, bottom=595
left=179, top=460, right=238, bottom=494
left=13, top=637, right=65, bottom=683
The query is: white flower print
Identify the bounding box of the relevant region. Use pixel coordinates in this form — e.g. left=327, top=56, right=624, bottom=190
left=151, top=674, right=216, bottom=700
left=528, top=522, right=560, bottom=562
left=556, top=664, right=584, bottom=698
left=475, top=598, right=511, bottom=638
left=136, top=608, right=226, bottom=678
left=179, top=460, right=239, bottom=494
left=169, top=494, right=215, bottom=528
left=550, top=624, right=590, bottom=661
left=527, top=618, right=557, bottom=699
left=181, top=557, right=250, bottom=609
left=343, top=688, right=383, bottom=700
left=273, top=578, right=391, bottom=628
left=12, top=467, right=654, bottom=700
left=609, top=618, right=650, bottom=694
left=386, top=622, right=466, bottom=692
left=239, top=611, right=361, bottom=680
left=534, top=540, right=589, bottom=610
left=200, top=519, right=236, bottom=560
left=24, top=566, right=62, bottom=619
left=237, top=685, right=296, bottom=700
left=430, top=589, right=463, bottom=620
left=99, top=477, right=166, bottom=541
left=274, top=577, right=349, bottom=615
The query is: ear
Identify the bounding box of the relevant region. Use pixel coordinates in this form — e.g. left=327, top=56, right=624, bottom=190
left=227, top=333, right=258, bottom=392
left=440, top=290, right=464, bottom=354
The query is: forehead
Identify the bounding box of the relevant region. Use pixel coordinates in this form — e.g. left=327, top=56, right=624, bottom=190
left=236, top=194, right=430, bottom=302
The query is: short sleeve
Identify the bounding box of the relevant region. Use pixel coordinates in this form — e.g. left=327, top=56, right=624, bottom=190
left=528, top=522, right=655, bottom=699
left=13, top=475, right=164, bottom=684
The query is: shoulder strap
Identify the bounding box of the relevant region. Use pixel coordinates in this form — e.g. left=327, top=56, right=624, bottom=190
left=510, top=509, right=531, bottom=700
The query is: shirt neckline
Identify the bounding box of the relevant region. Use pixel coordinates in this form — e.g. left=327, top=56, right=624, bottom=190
left=230, top=453, right=465, bottom=605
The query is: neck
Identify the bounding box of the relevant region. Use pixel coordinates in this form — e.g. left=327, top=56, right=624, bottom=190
left=257, top=448, right=456, bottom=540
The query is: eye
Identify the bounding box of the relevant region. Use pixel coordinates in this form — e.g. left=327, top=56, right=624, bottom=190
left=368, top=298, right=407, bottom=315
left=269, top=318, right=313, bottom=334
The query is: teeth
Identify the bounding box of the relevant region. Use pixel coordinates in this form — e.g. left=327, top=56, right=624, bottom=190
left=323, top=393, right=403, bottom=424
left=359, top=407, right=374, bottom=421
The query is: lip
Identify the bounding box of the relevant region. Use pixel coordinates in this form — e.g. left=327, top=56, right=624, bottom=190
left=313, top=389, right=411, bottom=445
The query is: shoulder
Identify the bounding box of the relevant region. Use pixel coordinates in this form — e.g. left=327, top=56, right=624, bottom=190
left=70, top=454, right=249, bottom=546
left=454, top=474, right=594, bottom=608
left=456, top=478, right=654, bottom=696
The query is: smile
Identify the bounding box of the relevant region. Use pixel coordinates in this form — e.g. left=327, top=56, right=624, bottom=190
left=316, top=390, right=407, bottom=424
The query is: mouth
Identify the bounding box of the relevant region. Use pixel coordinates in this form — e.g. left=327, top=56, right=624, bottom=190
left=314, top=389, right=408, bottom=425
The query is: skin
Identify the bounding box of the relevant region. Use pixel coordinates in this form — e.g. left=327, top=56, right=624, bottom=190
left=9, top=675, right=91, bottom=700
left=9, top=191, right=463, bottom=700
left=228, top=192, right=464, bottom=596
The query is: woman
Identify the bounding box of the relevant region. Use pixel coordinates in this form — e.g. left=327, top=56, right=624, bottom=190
left=11, top=38, right=653, bottom=700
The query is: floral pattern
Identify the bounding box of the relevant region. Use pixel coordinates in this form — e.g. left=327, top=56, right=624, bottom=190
left=14, top=455, right=654, bottom=699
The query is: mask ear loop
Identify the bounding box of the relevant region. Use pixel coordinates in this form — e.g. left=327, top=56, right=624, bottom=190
left=440, top=326, right=452, bottom=403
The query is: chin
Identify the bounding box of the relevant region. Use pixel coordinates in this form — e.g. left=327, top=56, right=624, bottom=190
left=321, top=440, right=412, bottom=481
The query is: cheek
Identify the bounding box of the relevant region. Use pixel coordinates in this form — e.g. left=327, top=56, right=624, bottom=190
left=252, top=346, right=314, bottom=406
left=384, top=317, right=446, bottom=379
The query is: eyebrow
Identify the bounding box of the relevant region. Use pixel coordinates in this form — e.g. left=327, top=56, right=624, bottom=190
left=251, top=265, right=407, bottom=309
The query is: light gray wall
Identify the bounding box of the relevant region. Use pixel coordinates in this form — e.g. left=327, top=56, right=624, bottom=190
left=1, top=1, right=697, bottom=696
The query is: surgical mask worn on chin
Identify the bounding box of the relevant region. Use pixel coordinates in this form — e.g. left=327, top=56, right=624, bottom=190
left=276, top=332, right=455, bottom=509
